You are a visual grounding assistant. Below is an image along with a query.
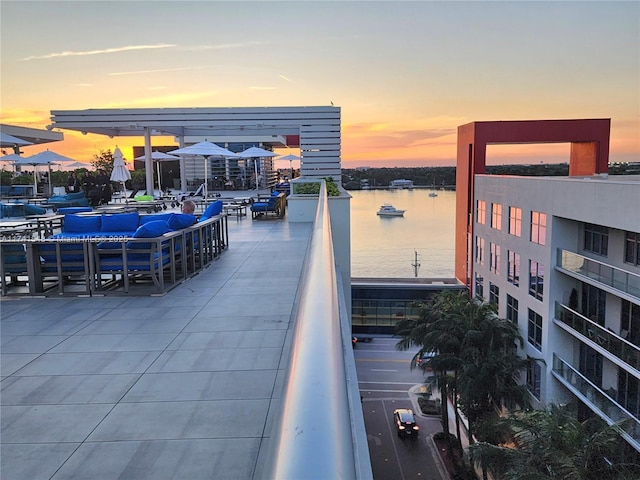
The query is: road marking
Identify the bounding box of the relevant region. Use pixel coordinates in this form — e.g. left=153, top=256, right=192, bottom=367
left=371, top=369, right=398, bottom=372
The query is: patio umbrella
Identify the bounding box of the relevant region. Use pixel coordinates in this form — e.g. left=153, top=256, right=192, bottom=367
left=0, top=132, right=32, bottom=148
left=134, top=151, right=179, bottom=191
left=168, top=141, right=239, bottom=198
left=276, top=154, right=301, bottom=179
left=0, top=153, right=24, bottom=172
left=16, top=149, right=77, bottom=196
left=237, top=147, right=278, bottom=190
left=110, top=147, right=131, bottom=195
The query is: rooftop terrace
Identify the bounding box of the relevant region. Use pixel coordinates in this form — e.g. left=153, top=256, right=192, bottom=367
left=1, top=214, right=334, bottom=479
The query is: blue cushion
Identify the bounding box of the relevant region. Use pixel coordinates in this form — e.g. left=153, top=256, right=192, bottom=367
left=132, top=220, right=171, bottom=238
left=101, top=212, right=139, bottom=232
left=167, top=213, right=196, bottom=230
left=139, top=213, right=173, bottom=225
left=200, top=200, right=223, bottom=220
left=63, top=214, right=101, bottom=233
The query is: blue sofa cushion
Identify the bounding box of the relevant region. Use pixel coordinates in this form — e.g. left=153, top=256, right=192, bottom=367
left=127, top=220, right=171, bottom=250
left=199, top=200, right=223, bottom=221
left=101, top=212, right=139, bottom=233
left=139, top=213, right=173, bottom=225
left=63, top=214, right=101, bottom=233
left=167, top=213, right=196, bottom=230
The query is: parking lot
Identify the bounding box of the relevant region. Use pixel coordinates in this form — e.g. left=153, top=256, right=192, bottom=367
left=354, top=335, right=447, bottom=479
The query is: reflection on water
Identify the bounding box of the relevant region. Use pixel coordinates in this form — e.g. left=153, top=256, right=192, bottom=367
left=350, top=189, right=456, bottom=278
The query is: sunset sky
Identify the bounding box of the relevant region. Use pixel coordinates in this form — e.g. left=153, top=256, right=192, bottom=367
left=1, top=1, right=638, bottom=168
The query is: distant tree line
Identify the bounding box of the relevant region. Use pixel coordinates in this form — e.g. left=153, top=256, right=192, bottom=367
left=342, top=162, right=636, bottom=189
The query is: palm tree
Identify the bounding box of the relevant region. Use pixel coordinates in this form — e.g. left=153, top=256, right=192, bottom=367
left=469, top=404, right=640, bottom=479
left=396, top=290, right=469, bottom=439
left=456, top=309, right=531, bottom=444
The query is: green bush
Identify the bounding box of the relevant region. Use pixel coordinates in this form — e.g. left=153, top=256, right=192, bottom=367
left=292, top=178, right=340, bottom=196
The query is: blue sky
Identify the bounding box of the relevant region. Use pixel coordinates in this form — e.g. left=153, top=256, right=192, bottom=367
left=1, top=1, right=638, bottom=167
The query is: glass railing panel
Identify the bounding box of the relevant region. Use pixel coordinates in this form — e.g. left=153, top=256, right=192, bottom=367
left=552, top=354, right=640, bottom=447
left=558, top=249, right=640, bottom=300
left=555, top=303, right=640, bottom=370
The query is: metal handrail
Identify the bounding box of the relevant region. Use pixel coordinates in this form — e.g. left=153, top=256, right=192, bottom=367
left=263, top=181, right=358, bottom=479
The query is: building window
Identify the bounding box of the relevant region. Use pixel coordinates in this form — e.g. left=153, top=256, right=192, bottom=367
left=477, top=200, right=486, bottom=225
left=582, top=283, right=606, bottom=326
left=475, top=272, right=484, bottom=299
left=527, top=309, right=543, bottom=350
left=530, top=211, right=546, bottom=245
left=490, top=243, right=501, bottom=275
left=507, top=250, right=520, bottom=286
left=489, top=283, right=499, bottom=306
left=506, top=294, right=518, bottom=324
left=509, top=207, right=522, bottom=237
left=527, top=360, right=542, bottom=400
left=475, top=236, right=485, bottom=265
left=621, top=299, right=640, bottom=347
left=625, top=231, right=640, bottom=266
left=583, top=223, right=608, bottom=256
left=529, top=260, right=544, bottom=301
left=491, top=203, right=502, bottom=230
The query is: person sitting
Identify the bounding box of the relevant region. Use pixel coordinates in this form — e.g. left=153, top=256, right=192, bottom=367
left=181, top=200, right=196, bottom=214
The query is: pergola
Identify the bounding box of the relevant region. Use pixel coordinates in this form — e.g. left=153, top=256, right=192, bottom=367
left=49, top=106, right=341, bottom=194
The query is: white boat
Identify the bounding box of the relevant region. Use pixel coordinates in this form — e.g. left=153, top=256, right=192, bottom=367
left=377, top=204, right=405, bottom=216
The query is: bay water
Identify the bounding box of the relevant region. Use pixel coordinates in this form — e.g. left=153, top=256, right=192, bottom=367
left=349, top=188, right=456, bottom=278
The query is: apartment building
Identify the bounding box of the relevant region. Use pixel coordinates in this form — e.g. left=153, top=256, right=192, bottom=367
left=472, top=173, right=640, bottom=451
left=455, top=119, right=640, bottom=452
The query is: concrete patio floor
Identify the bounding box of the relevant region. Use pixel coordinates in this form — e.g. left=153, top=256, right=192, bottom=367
left=1, top=213, right=312, bottom=479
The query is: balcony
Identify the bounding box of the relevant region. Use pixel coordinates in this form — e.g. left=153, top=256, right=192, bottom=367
left=552, top=354, right=640, bottom=452
left=554, top=302, right=640, bottom=371
left=557, top=249, right=640, bottom=301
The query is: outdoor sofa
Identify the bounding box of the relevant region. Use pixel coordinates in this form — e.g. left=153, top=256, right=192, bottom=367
left=5, top=200, right=228, bottom=296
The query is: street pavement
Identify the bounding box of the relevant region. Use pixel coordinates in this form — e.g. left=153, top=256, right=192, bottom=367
left=354, top=335, right=448, bottom=480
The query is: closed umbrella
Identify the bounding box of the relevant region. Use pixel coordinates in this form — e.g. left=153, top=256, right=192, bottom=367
left=134, top=151, right=179, bottom=192
left=168, top=141, right=239, bottom=199
left=110, top=147, right=131, bottom=197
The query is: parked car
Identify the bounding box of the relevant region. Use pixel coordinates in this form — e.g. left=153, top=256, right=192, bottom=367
left=415, top=351, right=436, bottom=369
left=393, top=408, right=420, bottom=438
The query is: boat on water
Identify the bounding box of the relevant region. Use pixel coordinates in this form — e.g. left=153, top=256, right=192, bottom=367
left=377, top=204, right=405, bottom=216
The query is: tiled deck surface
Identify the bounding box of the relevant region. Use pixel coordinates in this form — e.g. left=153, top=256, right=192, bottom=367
left=1, top=215, right=312, bottom=479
